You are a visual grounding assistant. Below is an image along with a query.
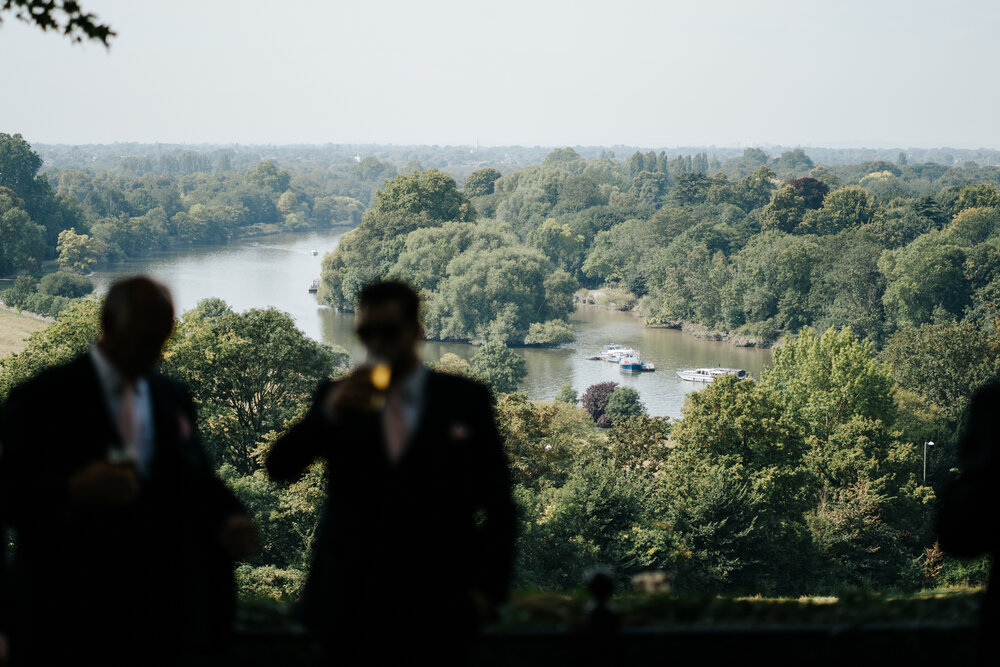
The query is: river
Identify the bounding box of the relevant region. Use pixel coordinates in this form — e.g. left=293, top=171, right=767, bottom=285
left=92, top=227, right=772, bottom=419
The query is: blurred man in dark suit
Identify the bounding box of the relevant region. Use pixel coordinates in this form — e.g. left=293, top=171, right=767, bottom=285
left=0, top=276, right=256, bottom=665
left=937, top=382, right=1000, bottom=666
left=267, top=280, right=516, bottom=666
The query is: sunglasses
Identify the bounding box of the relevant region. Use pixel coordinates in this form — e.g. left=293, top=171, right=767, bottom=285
left=356, top=322, right=405, bottom=341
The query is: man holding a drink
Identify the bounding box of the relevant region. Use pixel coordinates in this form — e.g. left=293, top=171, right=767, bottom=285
left=0, top=276, right=255, bottom=665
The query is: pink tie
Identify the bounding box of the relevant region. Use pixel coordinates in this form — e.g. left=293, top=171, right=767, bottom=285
left=384, top=387, right=409, bottom=463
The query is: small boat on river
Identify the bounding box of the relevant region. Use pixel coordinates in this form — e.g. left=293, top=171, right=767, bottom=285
left=619, top=352, right=643, bottom=373
left=308, top=278, right=320, bottom=293
left=676, top=367, right=748, bottom=382
left=587, top=344, right=634, bottom=362
left=587, top=345, right=656, bottom=373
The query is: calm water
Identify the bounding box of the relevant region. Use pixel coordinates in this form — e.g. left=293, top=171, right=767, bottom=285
left=93, top=228, right=771, bottom=418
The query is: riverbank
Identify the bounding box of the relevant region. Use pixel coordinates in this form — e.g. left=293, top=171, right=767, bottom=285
left=645, top=320, right=776, bottom=349
left=575, top=289, right=775, bottom=349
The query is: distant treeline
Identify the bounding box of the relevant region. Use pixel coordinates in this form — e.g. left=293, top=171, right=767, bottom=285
left=317, top=144, right=1000, bottom=349
left=34, top=142, right=1000, bottom=179
left=0, top=133, right=379, bottom=276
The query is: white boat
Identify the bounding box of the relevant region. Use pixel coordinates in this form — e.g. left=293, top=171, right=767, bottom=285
left=311, top=248, right=319, bottom=256
left=603, top=345, right=636, bottom=363
left=676, top=367, right=748, bottom=383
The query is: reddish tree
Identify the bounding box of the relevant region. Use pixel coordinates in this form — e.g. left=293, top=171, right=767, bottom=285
left=581, top=381, right=618, bottom=427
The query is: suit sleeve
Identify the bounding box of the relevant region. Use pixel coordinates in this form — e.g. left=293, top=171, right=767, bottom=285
left=266, top=380, right=336, bottom=483
left=469, top=383, right=517, bottom=605
left=936, top=385, right=1000, bottom=557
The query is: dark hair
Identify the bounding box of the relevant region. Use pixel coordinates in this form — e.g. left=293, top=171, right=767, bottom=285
left=101, top=275, right=175, bottom=337
left=357, top=280, right=420, bottom=324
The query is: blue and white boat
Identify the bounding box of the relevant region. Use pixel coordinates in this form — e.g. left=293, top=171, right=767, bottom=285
left=619, top=352, right=643, bottom=373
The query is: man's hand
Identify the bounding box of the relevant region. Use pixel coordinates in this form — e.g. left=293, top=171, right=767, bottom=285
left=67, top=461, right=139, bottom=507
left=219, top=513, right=257, bottom=561
left=323, top=366, right=381, bottom=420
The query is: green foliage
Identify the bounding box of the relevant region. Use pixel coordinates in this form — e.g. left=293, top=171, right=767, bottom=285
left=820, top=186, right=881, bottom=231
left=523, top=319, right=575, bottom=346
left=464, top=168, right=502, bottom=197
left=235, top=564, right=306, bottom=602
left=954, top=183, right=1000, bottom=213
left=879, top=231, right=970, bottom=328
left=804, top=417, right=930, bottom=589
left=387, top=221, right=474, bottom=292
left=555, top=382, right=577, bottom=404
left=529, top=218, right=586, bottom=276
left=515, top=454, right=676, bottom=589
left=427, top=246, right=576, bottom=345
left=162, top=299, right=348, bottom=472
left=759, top=327, right=932, bottom=589
left=426, top=352, right=473, bottom=378
left=3, top=273, right=79, bottom=317
left=0, top=198, right=45, bottom=275
left=246, top=161, right=291, bottom=194
left=56, top=228, right=106, bottom=273
left=319, top=170, right=475, bottom=310
left=763, top=327, right=896, bottom=439
left=224, top=430, right=327, bottom=577
left=0, top=297, right=100, bottom=401
left=367, top=168, right=474, bottom=231
left=469, top=341, right=527, bottom=395
left=38, top=271, right=93, bottom=298
left=604, top=386, right=645, bottom=426
left=760, top=185, right=806, bottom=233
left=495, top=393, right=601, bottom=489
left=606, top=414, right=669, bottom=470
left=668, top=376, right=812, bottom=592
left=881, top=321, right=1000, bottom=422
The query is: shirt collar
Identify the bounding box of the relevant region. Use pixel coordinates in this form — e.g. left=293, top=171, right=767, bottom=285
left=394, top=363, right=428, bottom=400
left=90, top=344, right=125, bottom=396
left=90, top=344, right=147, bottom=395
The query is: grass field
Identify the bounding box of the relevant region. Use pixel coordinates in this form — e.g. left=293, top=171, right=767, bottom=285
left=0, top=308, right=48, bottom=357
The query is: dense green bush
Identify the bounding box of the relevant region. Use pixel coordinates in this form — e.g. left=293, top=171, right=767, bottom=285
left=38, top=271, right=94, bottom=298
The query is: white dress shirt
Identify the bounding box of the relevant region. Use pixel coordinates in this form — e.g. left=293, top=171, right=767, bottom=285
left=382, top=363, right=428, bottom=461
left=90, top=345, right=155, bottom=476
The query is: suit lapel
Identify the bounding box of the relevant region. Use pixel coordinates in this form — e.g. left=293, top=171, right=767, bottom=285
left=73, top=355, right=123, bottom=455
left=394, top=371, right=444, bottom=467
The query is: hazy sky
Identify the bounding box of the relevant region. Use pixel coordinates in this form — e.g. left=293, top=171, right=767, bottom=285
left=3, top=0, right=999, bottom=148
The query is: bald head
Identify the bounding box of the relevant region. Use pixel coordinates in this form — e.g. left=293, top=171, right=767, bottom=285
left=99, top=276, right=175, bottom=380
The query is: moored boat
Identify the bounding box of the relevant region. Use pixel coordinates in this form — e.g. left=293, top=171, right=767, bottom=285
left=675, top=367, right=748, bottom=382
left=308, top=278, right=320, bottom=293
left=619, top=352, right=643, bottom=373
left=605, top=345, right=637, bottom=363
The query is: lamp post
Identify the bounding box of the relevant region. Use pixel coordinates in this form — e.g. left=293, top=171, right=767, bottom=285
left=923, top=441, right=935, bottom=483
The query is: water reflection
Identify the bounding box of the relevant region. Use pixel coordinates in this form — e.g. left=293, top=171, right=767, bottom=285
left=93, top=227, right=772, bottom=418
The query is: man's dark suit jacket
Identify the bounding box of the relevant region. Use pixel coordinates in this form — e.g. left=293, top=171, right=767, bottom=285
left=0, top=354, right=245, bottom=663
left=266, top=370, right=516, bottom=652
left=937, top=383, right=1000, bottom=665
